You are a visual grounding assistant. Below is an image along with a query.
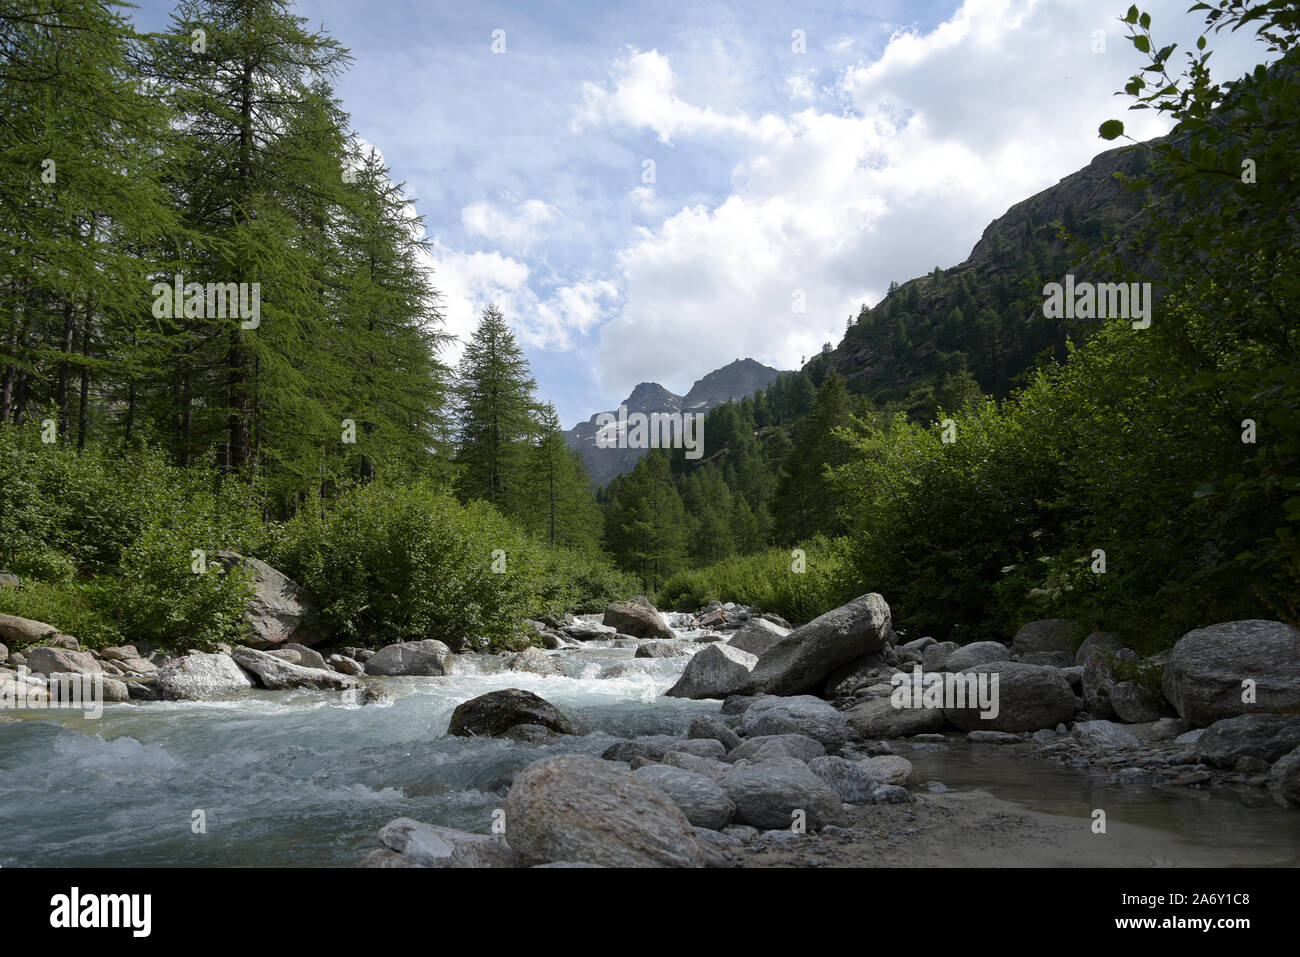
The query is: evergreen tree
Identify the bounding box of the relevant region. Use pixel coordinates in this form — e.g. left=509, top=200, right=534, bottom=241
left=604, top=450, right=687, bottom=592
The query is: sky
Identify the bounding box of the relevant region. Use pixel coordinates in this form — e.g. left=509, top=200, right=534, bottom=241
left=127, top=0, right=1270, bottom=429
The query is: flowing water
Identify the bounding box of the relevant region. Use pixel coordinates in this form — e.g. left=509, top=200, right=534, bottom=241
left=2, top=620, right=1298, bottom=867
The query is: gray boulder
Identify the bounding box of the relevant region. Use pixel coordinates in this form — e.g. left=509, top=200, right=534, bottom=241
left=943, top=662, right=1076, bottom=733
left=603, top=597, right=674, bottom=641
left=364, top=639, right=453, bottom=677
left=662, top=750, right=732, bottom=783
left=447, top=688, right=575, bottom=738
left=507, top=645, right=563, bottom=676
left=505, top=755, right=705, bottom=867
left=0, top=613, right=57, bottom=645
left=921, top=641, right=959, bottom=672
left=1269, top=745, right=1300, bottom=805
left=24, top=646, right=102, bottom=677
left=212, top=550, right=322, bottom=648
left=1075, top=631, right=1127, bottom=666
left=1073, top=719, right=1141, bottom=749
left=1011, top=619, right=1084, bottom=657
left=944, top=641, right=1011, bottom=672
left=664, top=643, right=758, bottom=700
left=725, top=733, right=825, bottom=764
left=853, top=754, right=913, bottom=785
left=374, top=818, right=514, bottom=868
left=721, top=757, right=848, bottom=830
left=1110, top=681, right=1166, bottom=723
left=329, top=654, right=365, bottom=676
left=632, top=765, right=736, bottom=830
left=727, top=617, right=790, bottom=657
left=1196, top=714, right=1300, bottom=768
left=231, top=646, right=359, bottom=691
left=740, top=695, right=849, bottom=749
left=807, top=755, right=881, bottom=803
left=846, top=694, right=950, bottom=738
left=635, top=641, right=686, bottom=659
left=687, top=714, right=742, bottom=752
left=1162, top=620, right=1300, bottom=726
left=743, top=593, right=893, bottom=696
left=156, top=653, right=255, bottom=700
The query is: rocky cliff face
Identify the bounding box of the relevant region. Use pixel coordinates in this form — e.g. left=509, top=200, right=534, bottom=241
left=566, top=360, right=785, bottom=485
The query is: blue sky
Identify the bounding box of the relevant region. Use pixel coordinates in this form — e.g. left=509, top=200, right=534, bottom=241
left=127, top=0, right=1268, bottom=428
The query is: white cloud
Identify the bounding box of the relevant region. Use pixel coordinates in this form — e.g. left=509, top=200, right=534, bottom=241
left=461, top=199, right=558, bottom=250
left=785, top=70, right=816, bottom=102
left=579, top=0, right=1268, bottom=394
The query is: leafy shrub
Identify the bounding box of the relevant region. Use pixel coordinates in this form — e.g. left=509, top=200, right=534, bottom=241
left=657, top=537, right=852, bottom=624
left=0, top=578, right=123, bottom=649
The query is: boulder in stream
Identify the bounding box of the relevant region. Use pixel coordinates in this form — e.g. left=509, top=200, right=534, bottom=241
left=447, top=688, right=575, bottom=738
left=743, top=593, right=893, bottom=696
left=602, top=596, right=675, bottom=641
left=364, top=639, right=453, bottom=677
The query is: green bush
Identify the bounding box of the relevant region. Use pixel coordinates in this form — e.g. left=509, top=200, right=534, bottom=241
left=270, top=481, right=635, bottom=651
left=657, top=537, right=852, bottom=624
left=0, top=578, right=123, bottom=649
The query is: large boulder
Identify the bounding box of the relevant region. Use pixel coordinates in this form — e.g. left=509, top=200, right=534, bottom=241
left=364, top=639, right=453, bottom=677
left=603, top=597, right=674, bottom=641
left=721, top=758, right=848, bottom=831
left=1111, top=681, right=1166, bottom=723
left=687, top=715, right=742, bottom=753
left=212, top=550, right=322, bottom=648
left=1196, top=714, right=1300, bottom=768
left=807, top=755, right=882, bottom=803
left=725, top=733, right=825, bottom=764
left=1075, top=631, right=1127, bottom=666
left=505, top=755, right=706, bottom=867
left=743, top=593, right=893, bottom=696
left=1269, top=746, right=1300, bottom=805
left=1081, top=651, right=1138, bottom=720
left=507, top=645, right=563, bottom=676
left=739, top=695, right=849, bottom=749
left=853, top=754, right=913, bottom=786
left=921, top=641, right=960, bottom=672
left=943, top=662, right=1076, bottom=733
left=447, top=688, right=575, bottom=738
left=155, top=653, right=255, bottom=700
left=1161, top=620, right=1300, bottom=726
left=1072, top=719, right=1141, bottom=749
left=635, top=641, right=686, bottom=659
left=230, top=646, right=359, bottom=691
left=945, top=642, right=1012, bottom=672
left=823, top=653, right=887, bottom=696
left=0, top=613, right=58, bottom=645
left=632, top=765, right=735, bottom=830
left=369, top=818, right=515, bottom=868
left=1011, top=619, right=1084, bottom=657
left=664, top=643, right=758, bottom=699
left=727, top=618, right=790, bottom=657
left=23, top=646, right=102, bottom=677
left=846, top=694, right=950, bottom=738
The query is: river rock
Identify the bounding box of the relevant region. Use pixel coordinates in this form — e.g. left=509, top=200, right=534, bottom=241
left=341, top=646, right=374, bottom=663
left=943, top=662, right=1076, bottom=733
left=231, top=646, right=359, bottom=691
left=846, top=694, right=950, bottom=738
left=277, top=643, right=328, bottom=670
left=853, top=754, right=913, bottom=785
left=328, top=654, right=365, bottom=676
left=922, top=641, right=960, bottom=671
left=1110, top=681, right=1166, bottom=723
left=727, top=617, right=790, bottom=657
left=633, top=765, right=736, bottom=829
left=375, top=817, right=515, bottom=868
left=23, top=646, right=102, bottom=677
left=1073, top=719, right=1141, bottom=749
left=725, top=733, right=825, bottom=764
left=721, top=757, right=847, bottom=830
left=743, top=593, right=893, bottom=696
left=687, top=714, right=742, bottom=752
left=662, top=750, right=732, bottom=783
left=602, top=739, right=668, bottom=763
left=670, top=738, right=728, bottom=761
left=944, top=641, right=1011, bottom=672
left=740, top=695, right=849, bottom=749
left=211, top=550, right=322, bottom=648
left=507, top=645, right=563, bottom=676
left=635, top=641, right=685, bottom=659
left=603, top=596, right=674, bottom=641
left=665, top=643, right=758, bottom=699
left=1161, top=620, right=1300, bottom=726
left=156, top=652, right=255, bottom=700
left=823, top=653, right=887, bottom=696
left=563, top=620, right=616, bottom=641
left=364, top=639, right=453, bottom=677
left=1075, top=631, right=1127, bottom=666
left=448, top=688, right=575, bottom=738
left=0, top=613, right=58, bottom=645
left=807, top=755, right=881, bottom=802
left=506, top=754, right=706, bottom=867
left=1269, top=746, right=1300, bottom=805
left=0, top=642, right=6, bottom=664
left=1196, top=714, right=1300, bottom=768
left=1011, top=619, right=1084, bottom=657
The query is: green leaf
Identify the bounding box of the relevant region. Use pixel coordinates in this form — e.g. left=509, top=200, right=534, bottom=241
left=1099, top=119, right=1125, bottom=140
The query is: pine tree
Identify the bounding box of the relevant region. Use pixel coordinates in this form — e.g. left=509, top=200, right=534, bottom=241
left=604, top=450, right=687, bottom=592
left=454, top=303, right=537, bottom=512
left=772, top=372, right=856, bottom=542
left=522, top=401, right=603, bottom=549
